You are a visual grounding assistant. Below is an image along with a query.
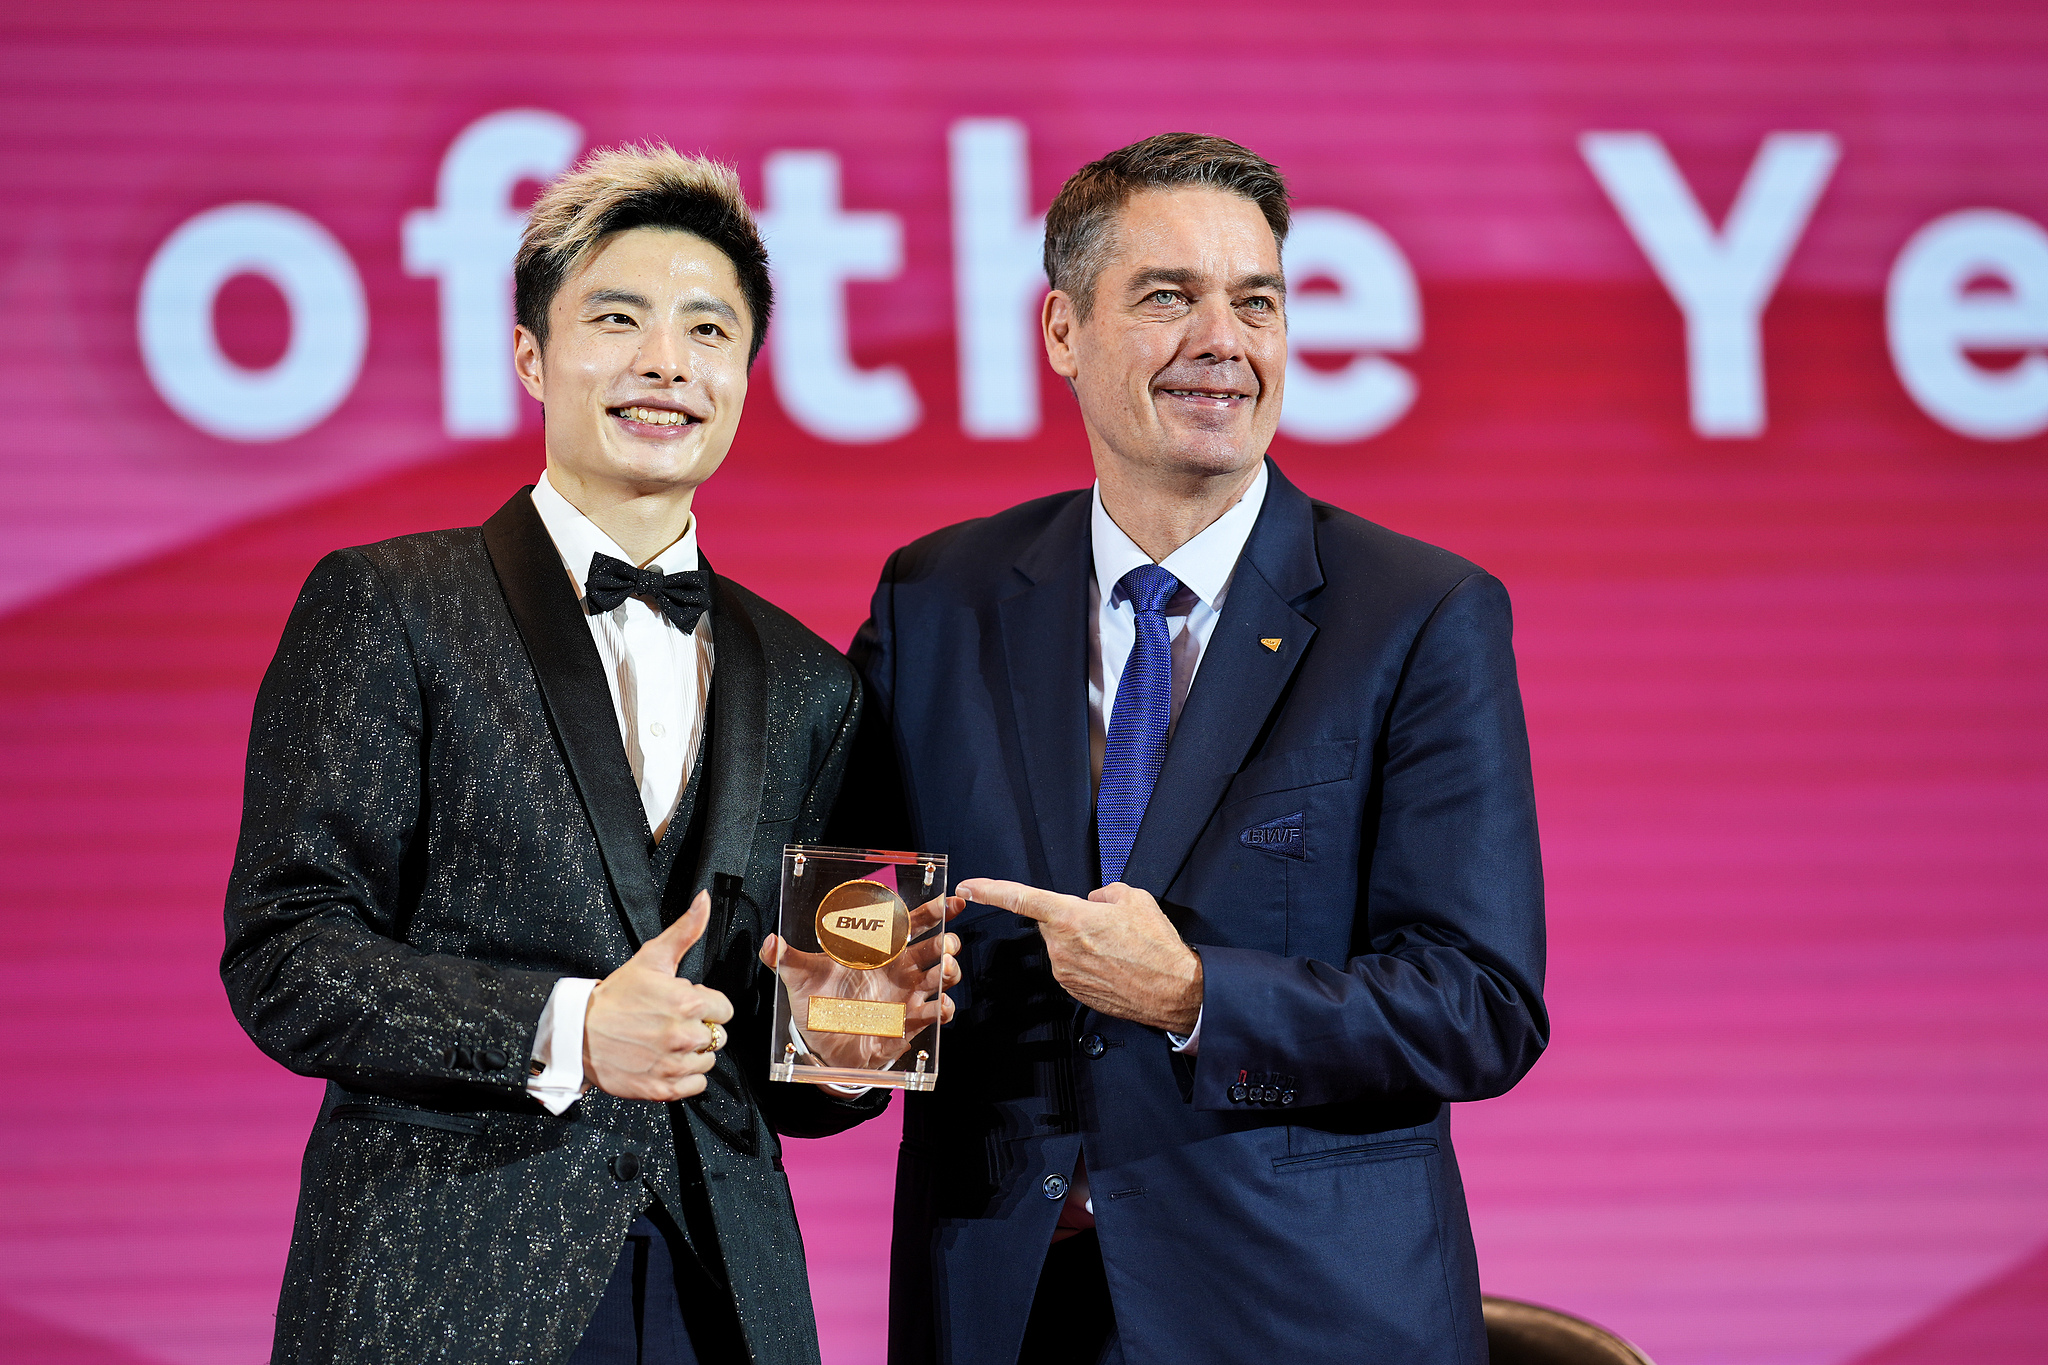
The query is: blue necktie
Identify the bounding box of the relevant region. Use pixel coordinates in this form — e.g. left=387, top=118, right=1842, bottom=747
left=1097, top=564, right=1182, bottom=886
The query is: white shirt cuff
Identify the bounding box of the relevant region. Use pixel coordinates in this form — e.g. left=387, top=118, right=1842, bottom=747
left=1166, top=1005, right=1203, bottom=1055
left=787, top=1020, right=873, bottom=1095
left=528, top=977, right=598, bottom=1116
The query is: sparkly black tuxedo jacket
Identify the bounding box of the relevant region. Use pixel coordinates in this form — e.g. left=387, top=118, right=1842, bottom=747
left=850, top=461, right=1548, bottom=1365
left=223, top=489, right=885, bottom=1365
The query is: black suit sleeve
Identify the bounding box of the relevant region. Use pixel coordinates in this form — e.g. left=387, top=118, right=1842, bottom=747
left=221, top=550, right=557, bottom=1103
left=1194, top=571, right=1548, bottom=1108
left=744, top=659, right=892, bottom=1137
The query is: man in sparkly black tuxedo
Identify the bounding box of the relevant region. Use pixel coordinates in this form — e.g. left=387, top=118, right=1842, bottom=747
left=223, top=146, right=945, bottom=1364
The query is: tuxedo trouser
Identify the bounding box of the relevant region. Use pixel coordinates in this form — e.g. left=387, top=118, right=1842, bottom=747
left=570, top=1204, right=744, bottom=1365
left=1016, top=1229, right=1123, bottom=1365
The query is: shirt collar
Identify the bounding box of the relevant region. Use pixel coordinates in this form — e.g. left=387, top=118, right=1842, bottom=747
left=530, top=470, right=700, bottom=602
left=1090, top=460, right=1269, bottom=610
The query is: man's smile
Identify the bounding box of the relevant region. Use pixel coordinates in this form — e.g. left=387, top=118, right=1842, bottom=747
left=1156, top=385, right=1253, bottom=411
left=609, top=401, right=705, bottom=433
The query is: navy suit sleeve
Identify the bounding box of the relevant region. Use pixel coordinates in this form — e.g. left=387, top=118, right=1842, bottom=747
left=847, top=549, right=898, bottom=709
left=830, top=549, right=914, bottom=851
left=1193, top=571, right=1547, bottom=1108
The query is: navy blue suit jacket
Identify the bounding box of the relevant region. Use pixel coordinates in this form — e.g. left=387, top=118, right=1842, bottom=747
left=849, top=461, right=1547, bottom=1365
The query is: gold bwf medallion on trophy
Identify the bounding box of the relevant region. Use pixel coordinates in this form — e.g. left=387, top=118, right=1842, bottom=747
left=769, top=846, right=948, bottom=1091
left=808, top=880, right=911, bottom=1038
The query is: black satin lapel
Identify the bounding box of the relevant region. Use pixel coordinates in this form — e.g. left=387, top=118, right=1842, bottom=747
left=482, top=490, right=665, bottom=949
left=1121, top=464, right=1322, bottom=895
left=691, top=567, right=768, bottom=910
left=997, top=498, right=1095, bottom=896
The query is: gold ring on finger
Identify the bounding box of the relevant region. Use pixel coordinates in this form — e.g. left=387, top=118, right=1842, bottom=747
left=698, top=1021, right=726, bottom=1055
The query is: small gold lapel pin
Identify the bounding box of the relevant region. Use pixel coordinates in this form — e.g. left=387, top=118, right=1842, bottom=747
left=1260, top=637, right=1282, bottom=652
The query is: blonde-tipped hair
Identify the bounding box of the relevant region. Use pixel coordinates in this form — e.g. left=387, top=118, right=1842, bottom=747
left=515, top=142, right=772, bottom=363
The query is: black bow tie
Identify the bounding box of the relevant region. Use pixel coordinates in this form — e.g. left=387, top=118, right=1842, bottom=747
left=583, top=553, right=712, bottom=633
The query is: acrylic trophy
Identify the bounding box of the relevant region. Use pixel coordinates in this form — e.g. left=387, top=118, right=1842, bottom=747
left=768, top=845, right=949, bottom=1092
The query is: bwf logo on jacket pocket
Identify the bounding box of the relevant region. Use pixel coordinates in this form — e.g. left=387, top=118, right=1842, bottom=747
left=1240, top=811, right=1306, bottom=860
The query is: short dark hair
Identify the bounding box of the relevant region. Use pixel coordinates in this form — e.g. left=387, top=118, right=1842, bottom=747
left=515, top=144, right=773, bottom=366
left=1042, top=133, right=1290, bottom=319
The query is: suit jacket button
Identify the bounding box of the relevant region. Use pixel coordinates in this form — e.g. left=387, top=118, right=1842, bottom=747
left=480, top=1047, right=508, bottom=1071
left=1228, top=1083, right=1248, bottom=1103
left=1279, top=1089, right=1296, bottom=1106
left=1041, top=1173, right=1069, bottom=1200
left=1079, top=1034, right=1106, bottom=1059
left=611, top=1152, right=641, bottom=1181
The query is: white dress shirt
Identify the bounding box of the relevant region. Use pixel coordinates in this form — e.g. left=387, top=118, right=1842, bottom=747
left=1088, top=460, right=1269, bottom=793
left=524, top=472, right=714, bottom=1115
left=1062, top=461, right=1267, bottom=1225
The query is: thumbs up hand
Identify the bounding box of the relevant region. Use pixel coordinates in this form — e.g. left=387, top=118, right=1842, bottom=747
left=582, top=891, right=736, bottom=1102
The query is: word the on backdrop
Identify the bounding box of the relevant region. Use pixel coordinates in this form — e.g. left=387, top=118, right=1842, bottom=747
left=139, top=112, right=2048, bottom=447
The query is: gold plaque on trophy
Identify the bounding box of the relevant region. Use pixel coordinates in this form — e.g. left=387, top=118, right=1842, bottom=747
left=814, top=878, right=910, bottom=970
left=806, top=996, right=908, bottom=1038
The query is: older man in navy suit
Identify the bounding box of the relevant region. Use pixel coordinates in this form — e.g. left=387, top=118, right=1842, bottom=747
left=851, top=133, right=1548, bottom=1365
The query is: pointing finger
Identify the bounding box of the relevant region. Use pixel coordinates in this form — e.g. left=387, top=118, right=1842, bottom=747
left=957, top=878, right=1064, bottom=922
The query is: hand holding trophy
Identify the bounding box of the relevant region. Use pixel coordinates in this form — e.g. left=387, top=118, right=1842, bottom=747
left=765, top=846, right=959, bottom=1091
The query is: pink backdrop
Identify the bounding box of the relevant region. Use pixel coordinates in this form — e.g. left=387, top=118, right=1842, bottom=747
left=3, top=3, right=2046, bottom=1362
